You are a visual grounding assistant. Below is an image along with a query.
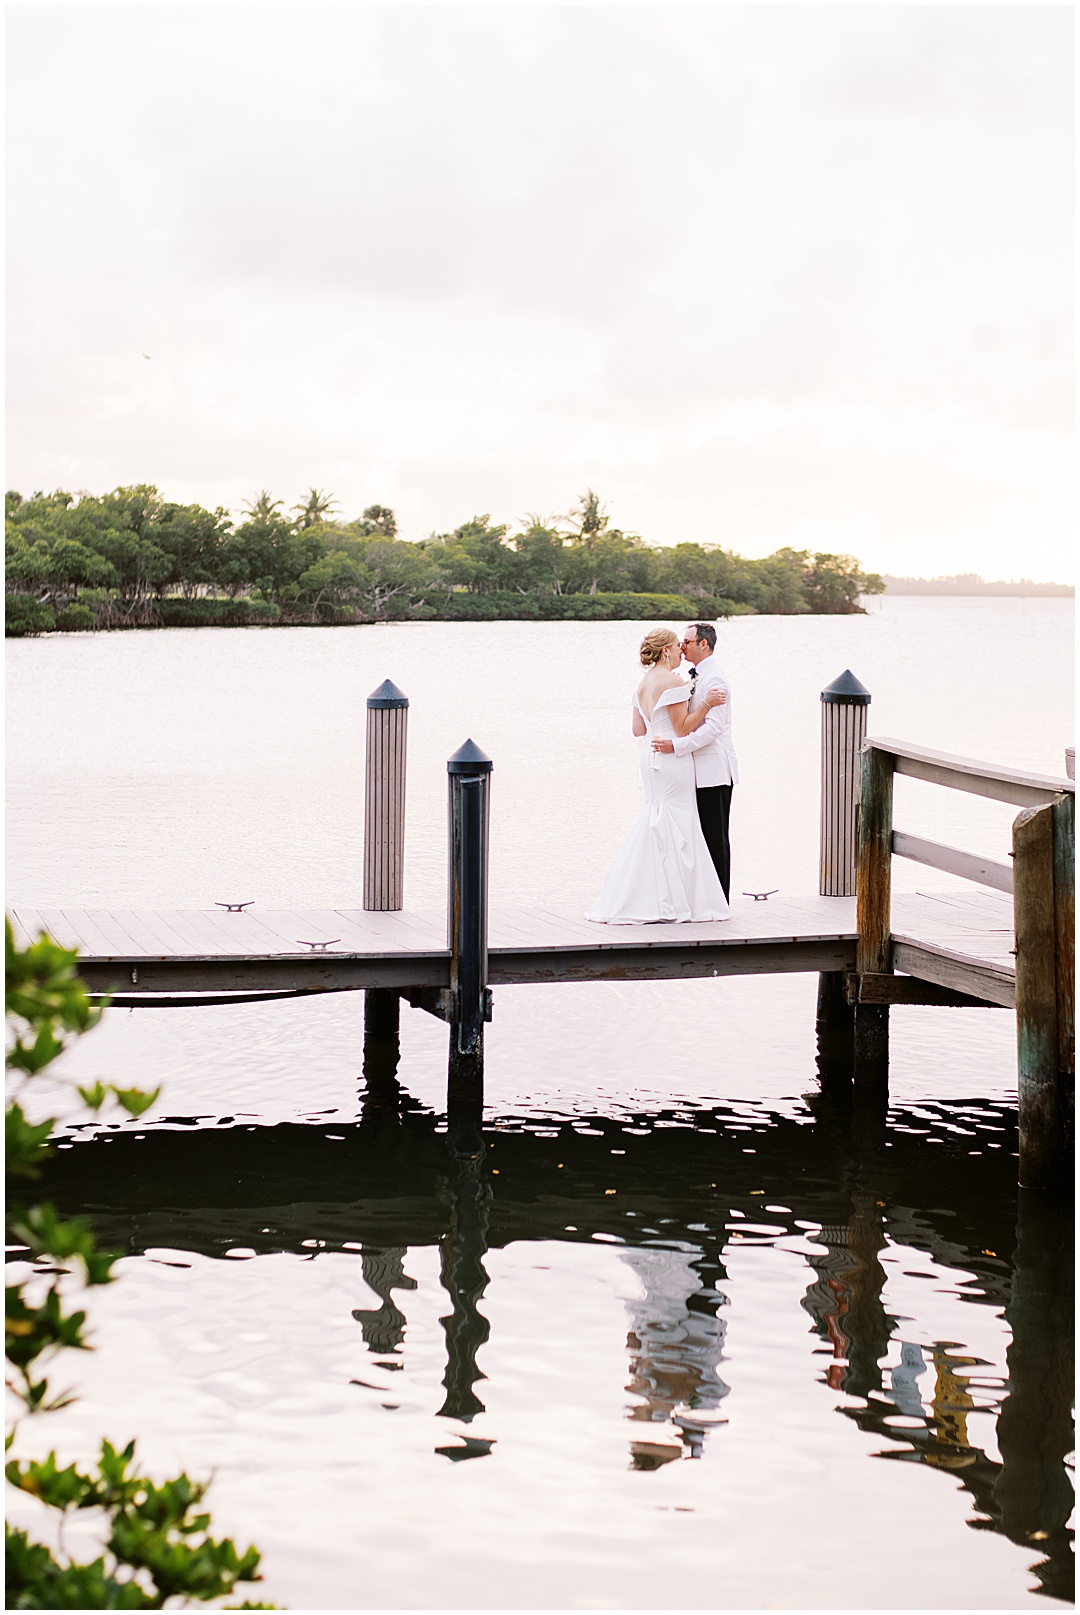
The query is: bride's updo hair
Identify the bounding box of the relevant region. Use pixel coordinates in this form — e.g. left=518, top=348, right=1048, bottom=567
left=639, top=628, right=678, bottom=667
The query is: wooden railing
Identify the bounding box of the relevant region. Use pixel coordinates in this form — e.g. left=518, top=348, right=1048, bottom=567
left=854, top=737, right=1075, bottom=1189
left=866, top=737, right=1073, bottom=898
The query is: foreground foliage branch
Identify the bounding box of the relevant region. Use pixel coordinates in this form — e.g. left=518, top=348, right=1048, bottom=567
left=5, top=484, right=884, bottom=634
left=5, top=919, right=275, bottom=1608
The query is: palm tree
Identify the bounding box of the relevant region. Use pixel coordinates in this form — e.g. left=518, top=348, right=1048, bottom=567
left=568, top=490, right=610, bottom=594
left=569, top=489, right=609, bottom=551
left=242, top=491, right=285, bottom=523
left=360, top=504, right=397, bottom=538
left=293, top=488, right=338, bottom=529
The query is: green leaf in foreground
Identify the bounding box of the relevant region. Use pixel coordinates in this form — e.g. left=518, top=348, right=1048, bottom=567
left=6, top=919, right=279, bottom=1606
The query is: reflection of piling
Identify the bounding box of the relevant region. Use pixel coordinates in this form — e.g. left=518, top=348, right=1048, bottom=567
left=840, top=1191, right=890, bottom=1400
left=994, top=1190, right=1075, bottom=1603
left=1013, top=795, right=1074, bottom=1189
left=352, top=1248, right=416, bottom=1357
left=437, top=1118, right=491, bottom=1422
left=798, top=1186, right=889, bottom=1402
left=447, top=740, right=493, bottom=1109
left=816, top=673, right=869, bottom=1090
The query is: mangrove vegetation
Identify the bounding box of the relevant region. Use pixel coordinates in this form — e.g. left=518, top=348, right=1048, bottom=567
left=5, top=486, right=884, bottom=635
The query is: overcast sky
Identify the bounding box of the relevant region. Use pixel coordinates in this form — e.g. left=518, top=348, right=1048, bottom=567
left=6, top=5, right=1074, bottom=579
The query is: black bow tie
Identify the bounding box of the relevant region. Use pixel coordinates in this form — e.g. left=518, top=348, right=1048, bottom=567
left=688, top=667, right=697, bottom=680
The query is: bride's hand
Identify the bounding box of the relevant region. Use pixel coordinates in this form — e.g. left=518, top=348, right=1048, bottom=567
left=703, top=687, right=727, bottom=707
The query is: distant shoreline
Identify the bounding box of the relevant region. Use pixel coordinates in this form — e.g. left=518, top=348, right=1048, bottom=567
left=881, top=575, right=1073, bottom=597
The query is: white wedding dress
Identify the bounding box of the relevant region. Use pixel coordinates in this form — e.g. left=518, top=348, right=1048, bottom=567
left=586, top=686, right=732, bottom=924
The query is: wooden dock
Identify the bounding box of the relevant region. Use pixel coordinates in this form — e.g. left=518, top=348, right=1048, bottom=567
left=10, top=673, right=1072, bottom=1188
left=7, top=886, right=1015, bottom=1005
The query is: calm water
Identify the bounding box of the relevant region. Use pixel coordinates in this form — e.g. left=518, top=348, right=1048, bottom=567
left=5, top=599, right=1075, bottom=1608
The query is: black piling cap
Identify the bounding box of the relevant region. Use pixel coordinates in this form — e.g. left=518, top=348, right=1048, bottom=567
left=447, top=738, right=493, bottom=775
left=367, top=679, right=409, bottom=709
left=821, top=669, right=871, bottom=706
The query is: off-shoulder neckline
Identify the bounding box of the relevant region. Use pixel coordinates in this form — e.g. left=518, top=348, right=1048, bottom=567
left=635, top=682, right=691, bottom=719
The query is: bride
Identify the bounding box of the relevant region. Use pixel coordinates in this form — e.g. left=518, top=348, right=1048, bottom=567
left=586, top=628, right=732, bottom=925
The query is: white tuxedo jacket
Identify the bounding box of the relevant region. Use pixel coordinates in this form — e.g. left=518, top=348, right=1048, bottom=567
left=670, top=653, right=739, bottom=787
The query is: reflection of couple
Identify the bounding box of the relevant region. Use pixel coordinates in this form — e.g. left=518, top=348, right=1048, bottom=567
left=587, top=623, right=737, bottom=925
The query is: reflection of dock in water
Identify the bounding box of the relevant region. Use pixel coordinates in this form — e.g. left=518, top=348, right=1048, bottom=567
left=796, top=1185, right=1073, bottom=1603
left=352, top=1247, right=415, bottom=1359
left=39, top=1060, right=1073, bottom=1601
left=621, top=1247, right=729, bottom=1467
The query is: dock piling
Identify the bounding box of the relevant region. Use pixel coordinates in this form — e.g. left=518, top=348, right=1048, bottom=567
left=1013, top=794, right=1074, bottom=1189
left=364, top=680, right=409, bottom=912
left=819, top=671, right=871, bottom=897
left=447, top=740, right=493, bottom=1107
left=854, top=741, right=895, bottom=1085
left=362, top=987, right=402, bottom=1109
left=364, top=987, right=400, bottom=1040
left=363, top=679, right=408, bottom=1051
left=816, top=671, right=871, bottom=1083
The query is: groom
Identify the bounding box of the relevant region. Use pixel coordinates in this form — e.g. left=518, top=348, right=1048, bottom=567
left=652, top=623, right=738, bottom=900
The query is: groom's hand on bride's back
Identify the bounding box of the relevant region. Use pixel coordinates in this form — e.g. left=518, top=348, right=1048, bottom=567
left=652, top=738, right=675, bottom=753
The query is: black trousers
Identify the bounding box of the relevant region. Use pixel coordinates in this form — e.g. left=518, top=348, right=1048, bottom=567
left=696, top=784, right=733, bottom=901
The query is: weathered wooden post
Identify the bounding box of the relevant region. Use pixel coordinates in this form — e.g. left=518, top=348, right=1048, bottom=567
left=363, top=679, right=408, bottom=1044
left=1053, top=794, right=1074, bottom=1117
left=447, top=740, right=492, bottom=1108
left=1013, top=793, right=1074, bottom=1190
left=816, top=671, right=871, bottom=1082
left=854, top=741, right=895, bottom=1085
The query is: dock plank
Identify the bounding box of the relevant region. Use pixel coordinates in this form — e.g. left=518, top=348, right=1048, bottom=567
left=153, top=909, right=266, bottom=956
left=193, top=908, right=319, bottom=954
left=334, top=908, right=446, bottom=949
left=35, top=894, right=1014, bottom=1005
left=10, top=908, right=54, bottom=949
left=121, top=909, right=218, bottom=959
left=289, top=909, right=426, bottom=952
left=89, top=910, right=175, bottom=957
left=48, top=909, right=124, bottom=956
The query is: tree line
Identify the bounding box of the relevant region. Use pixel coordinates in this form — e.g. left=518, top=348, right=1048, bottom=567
left=5, top=485, right=883, bottom=635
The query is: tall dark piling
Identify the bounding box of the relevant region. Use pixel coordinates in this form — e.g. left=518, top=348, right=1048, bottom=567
left=447, top=740, right=492, bottom=1110
left=1013, top=793, right=1074, bottom=1189
left=854, top=741, right=895, bottom=1086
left=816, top=671, right=871, bottom=1087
